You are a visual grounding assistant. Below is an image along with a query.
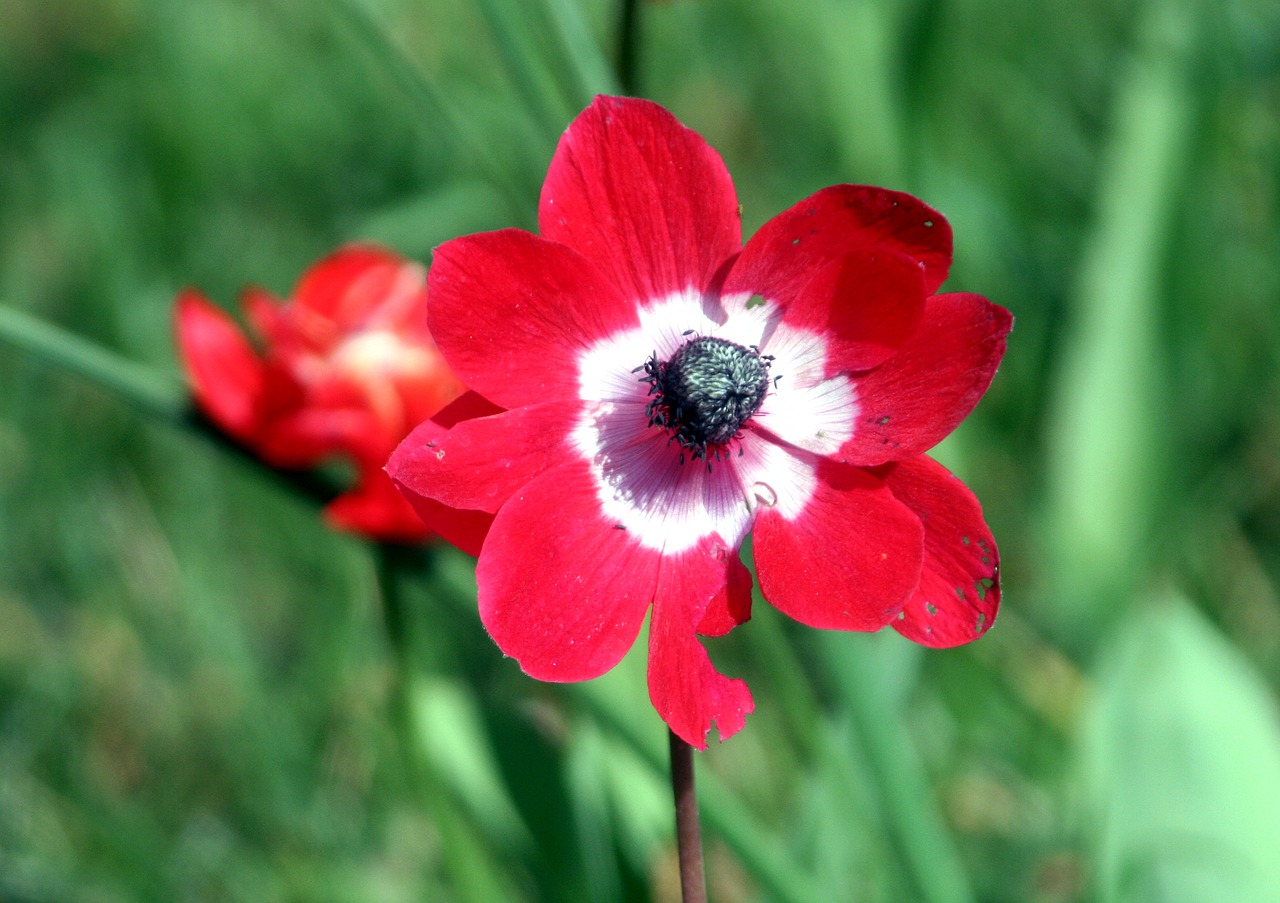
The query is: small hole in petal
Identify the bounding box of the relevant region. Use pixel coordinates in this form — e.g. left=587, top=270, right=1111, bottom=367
left=752, top=482, right=778, bottom=507
left=746, top=295, right=766, bottom=309
left=976, top=612, right=987, bottom=632
left=926, top=602, right=938, bottom=615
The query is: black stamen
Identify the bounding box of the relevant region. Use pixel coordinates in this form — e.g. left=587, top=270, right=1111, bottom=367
left=638, top=335, right=774, bottom=467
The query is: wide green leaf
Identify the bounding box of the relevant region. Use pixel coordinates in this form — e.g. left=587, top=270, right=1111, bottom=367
left=1082, top=597, right=1280, bottom=903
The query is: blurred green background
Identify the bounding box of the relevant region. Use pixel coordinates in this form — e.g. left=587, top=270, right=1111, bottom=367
left=3, top=0, right=1280, bottom=901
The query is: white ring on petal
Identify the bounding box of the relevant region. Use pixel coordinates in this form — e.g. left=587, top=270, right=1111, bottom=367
left=571, top=286, right=833, bottom=552
left=577, top=289, right=718, bottom=403
left=570, top=399, right=756, bottom=553
left=732, top=430, right=818, bottom=521
left=753, top=318, right=859, bottom=456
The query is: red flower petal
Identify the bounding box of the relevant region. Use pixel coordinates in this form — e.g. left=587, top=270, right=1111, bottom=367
left=753, top=458, right=924, bottom=630
left=775, top=244, right=927, bottom=374
left=539, top=95, right=742, bottom=303
left=241, top=286, right=285, bottom=344
left=431, top=391, right=506, bottom=427
left=402, top=495, right=493, bottom=557
left=477, top=460, right=657, bottom=682
left=174, top=290, right=265, bottom=444
left=427, top=229, right=640, bottom=409
left=882, top=456, right=1000, bottom=647
left=648, top=537, right=755, bottom=748
left=388, top=401, right=576, bottom=515
left=696, top=552, right=753, bottom=637
left=726, top=185, right=952, bottom=306
left=840, top=292, right=1012, bottom=466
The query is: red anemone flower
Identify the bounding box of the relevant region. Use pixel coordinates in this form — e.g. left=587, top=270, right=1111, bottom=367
left=175, top=244, right=486, bottom=548
left=388, top=97, right=1012, bottom=747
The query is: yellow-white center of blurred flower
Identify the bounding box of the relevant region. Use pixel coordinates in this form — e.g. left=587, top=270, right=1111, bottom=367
left=327, top=330, right=437, bottom=430
left=332, top=330, right=432, bottom=381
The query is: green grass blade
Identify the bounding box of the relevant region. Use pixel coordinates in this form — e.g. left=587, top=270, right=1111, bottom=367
left=0, top=303, right=185, bottom=425
left=538, top=0, right=620, bottom=102
left=475, top=0, right=577, bottom=135
left=1041, top=0, right=1199, bottom=640
left=328, top=0, right=531, bottom=215
left=816, top=632, right=977, bottom=903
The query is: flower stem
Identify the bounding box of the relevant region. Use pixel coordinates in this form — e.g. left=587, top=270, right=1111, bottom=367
left=0, top=302, right=343, bottom=507
left=668, top=728, right=708, bottom=903
left=617, top=0, right=641, bottom=96
left=0, top=302, right=186, bottom=424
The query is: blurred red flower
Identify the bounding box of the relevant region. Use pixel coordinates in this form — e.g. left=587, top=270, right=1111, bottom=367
left=389, top=97, right=1011, bottom=746
left=176, top=244, right=486, bottom=548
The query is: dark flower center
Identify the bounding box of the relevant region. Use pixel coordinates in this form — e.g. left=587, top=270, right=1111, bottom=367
left=640, top=336, right=772, bottom=464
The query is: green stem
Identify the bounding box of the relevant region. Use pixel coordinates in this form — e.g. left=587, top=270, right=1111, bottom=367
left=571, top=682, right=818, bottom=903
left=374, top=542, right=419, bottom=671
left=373, top=544, right=518, bottom=903
left=669, top=729, right=708, bottom=903
left=617, top=0, right=641, bottom=95
left=0, top=303, right=184, bottom=424
left=0, top=303, right=343, bottom=507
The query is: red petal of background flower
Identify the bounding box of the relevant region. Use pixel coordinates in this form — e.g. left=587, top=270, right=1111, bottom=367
left=476, top=461, right=657, bottom=682
left=726, top=185, right=953, bottom=306
left=389, top=400, right=576, bottom=515
left=539, top=95, right=742, bottom=303
left=259, top=407, right=385, bottom=469
left=292, top=244, right=419, bottom=333
left=241, top=286, right=285, bottom=345
left=175, top=290, right=265, bottom=444
left=881, top=456, right=1000, bottom=647
left=840, top=292, right=1013, bottom=466
left=753, top=459, right=924, bottom=630
left=648, top=538, right=755, bottom=748
left=428, top=229, right=639, bottom=409
left=324, top=468, right=433, bottom=543
left=768, top=244, right=927, bottom=374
